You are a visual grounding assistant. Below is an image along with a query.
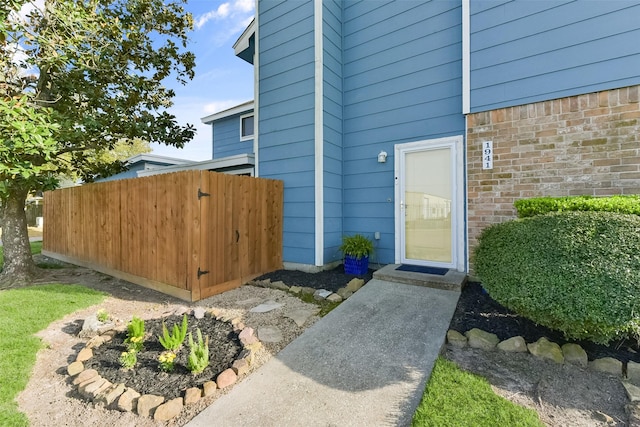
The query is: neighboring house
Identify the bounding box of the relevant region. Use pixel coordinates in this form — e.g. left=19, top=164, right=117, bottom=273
left=205, top=0, right=640, bottom=273
left=201, top=100, right=255, bottom=160
left=95, top=154, right=192, bottom=182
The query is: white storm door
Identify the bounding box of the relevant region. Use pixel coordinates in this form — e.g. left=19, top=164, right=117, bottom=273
left=395, top=136, right=464, bottom=271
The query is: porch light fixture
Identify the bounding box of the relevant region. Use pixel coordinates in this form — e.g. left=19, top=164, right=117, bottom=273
left=377, top=150, right=388, bottom=163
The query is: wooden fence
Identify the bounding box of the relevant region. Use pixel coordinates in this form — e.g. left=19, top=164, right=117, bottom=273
left=43, top=170, right=283, bottom=301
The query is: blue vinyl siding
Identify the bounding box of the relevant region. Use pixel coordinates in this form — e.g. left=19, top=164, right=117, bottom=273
left=212, top=114, right=252, bottom=159
left=258, top=0, right=316, bottom=265
left=322, top=0, right=343, bottom=264
left=341, top=0, right=464, bottom=264
left=470, top=0, right=640, bottom=112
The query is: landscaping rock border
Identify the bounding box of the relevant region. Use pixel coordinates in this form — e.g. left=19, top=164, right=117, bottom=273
left=65, top=308, right=262, bottom=422
left=448, top=327, right=640, bottom=418
left=249, top=276, right=366, bottom=302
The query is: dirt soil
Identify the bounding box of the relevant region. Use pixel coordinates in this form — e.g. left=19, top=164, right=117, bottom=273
left=15, top=261, right=634, bottom=426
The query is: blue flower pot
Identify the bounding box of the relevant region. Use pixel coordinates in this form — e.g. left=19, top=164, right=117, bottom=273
left=344, top=254, right=369, bottom=275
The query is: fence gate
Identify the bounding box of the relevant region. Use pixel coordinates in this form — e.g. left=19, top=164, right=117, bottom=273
left=196, top=172, right=283, bottom=300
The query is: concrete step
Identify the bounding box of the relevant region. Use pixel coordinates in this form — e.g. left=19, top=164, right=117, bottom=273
left=373, top=263, right=467, bottom=292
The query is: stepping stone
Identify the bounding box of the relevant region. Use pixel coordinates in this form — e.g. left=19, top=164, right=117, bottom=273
left=250, top=300, right=284, bottom=313
left=284, top=309, right=318, bottom=327
left=258, top=326, right=283, bottom=343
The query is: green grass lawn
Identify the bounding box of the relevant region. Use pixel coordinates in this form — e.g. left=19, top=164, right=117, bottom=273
left=413, top=357, right=543, bottom=427
left=0, top=242, right=106, bottom=426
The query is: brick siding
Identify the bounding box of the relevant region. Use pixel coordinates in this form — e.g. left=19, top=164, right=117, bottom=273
left=466, top=85, right=640, bottom=259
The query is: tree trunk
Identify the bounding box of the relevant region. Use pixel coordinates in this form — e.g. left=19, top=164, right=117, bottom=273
left=0, top=187, right=35, bottom=287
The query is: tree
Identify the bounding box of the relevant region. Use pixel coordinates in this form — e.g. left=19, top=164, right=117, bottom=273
left=0, top=0, right=195, bottom=286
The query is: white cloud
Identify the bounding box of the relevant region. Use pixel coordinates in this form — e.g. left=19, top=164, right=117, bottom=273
left=203, top=99, right=248, bottom=114
left=194, top=0, right=254, bottom=30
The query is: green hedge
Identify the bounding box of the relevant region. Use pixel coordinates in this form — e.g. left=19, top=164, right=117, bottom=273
left=474, top=211, right=640, bottom=344
left=514, top=195, right=640, bottom=218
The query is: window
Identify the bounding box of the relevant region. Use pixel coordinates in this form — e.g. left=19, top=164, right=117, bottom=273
left=240, top=113, right=254, bottom=140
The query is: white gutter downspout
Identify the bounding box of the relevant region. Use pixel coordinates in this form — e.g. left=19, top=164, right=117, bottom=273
left=314, top=0, right=324, bottom=267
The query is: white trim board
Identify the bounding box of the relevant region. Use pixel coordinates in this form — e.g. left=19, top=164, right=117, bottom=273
left=314, top=0, right=324, bottom=267
left=462, top=0, right=470, bottom=115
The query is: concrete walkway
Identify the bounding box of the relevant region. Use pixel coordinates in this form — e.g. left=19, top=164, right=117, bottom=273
left=186, top=278, right=460, bottom=427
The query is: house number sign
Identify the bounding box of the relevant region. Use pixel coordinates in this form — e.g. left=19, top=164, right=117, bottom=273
left=482, top=141, right=493, bottom=170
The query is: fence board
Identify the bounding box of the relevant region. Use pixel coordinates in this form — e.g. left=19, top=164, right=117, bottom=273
left=43, top=170, right=282, bottom=301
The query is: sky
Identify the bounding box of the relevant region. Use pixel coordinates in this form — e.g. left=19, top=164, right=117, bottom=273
left=149, top=0, right=255, bottom=161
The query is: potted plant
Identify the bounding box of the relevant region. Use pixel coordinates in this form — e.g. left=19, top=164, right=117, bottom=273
left=340, top=234, right=374, bottom=275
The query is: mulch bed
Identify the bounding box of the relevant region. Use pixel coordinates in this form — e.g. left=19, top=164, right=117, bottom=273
left=256, top=264, right=374, bottom=293
left=84, top=315, right=242, bottom=400
left=451, top=281, right=640, bottom=363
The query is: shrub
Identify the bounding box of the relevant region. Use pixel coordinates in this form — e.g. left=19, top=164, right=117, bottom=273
left=514, top=195, right=640, bottom=218
left=474, top=211, right=640, bottom=344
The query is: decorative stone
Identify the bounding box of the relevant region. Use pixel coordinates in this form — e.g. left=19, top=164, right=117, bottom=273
left=589, top=357, right=622, bottom=376
left=209, top=308, right=222, bottom=319
left=497, top=336, right=528, bottom=353
left=289, top=286, right=302, bottom=294
left=346, top=278, right=365, bottom=292
left=86, top=335, right=109, bottom=349
left=326, top=293, right=343, bottom=303
left=101, top=329, right=117, bottom=339
left=239, top=327, right=258, bottom=345
left=79, top=314, right=102, bottom=338
left=562, top=343, right=588, bottom=368
left=465, top=328, right=499, bottom=350
left=76, top=347, right=93, bottom=362
left=336, top=288, right=354, bottom=300
left=67, top=361, right=84, bottom=376
left=313, top=289, right=332, bottom=300
left=193, top=307, right=206, bottom=319
left=250, top=300, right=284, bottom=313
left=244, top=341, right=262, bottom=353
left=284, top=309, right=317, bottom=327
left=216, top=368, right=237, bottom=389
left=79, top=377, right=111, bottom=399
left=184, top=387, right=202, bottom=405
left=300, top=286, right=316, bottom=295
left=95, top=383, right=126, bottom=407
left=527, top=338, right=564, bottom=364
left=269, top=280, right=289, bottom=291
left=446, top=330, right=467, bottom=348
left=154, top=398, right=183, bottom=421
left=232, top=358, right=249, bottom=376
left=97, top=323, right=116, bottom=335
left=73, top=368, right=99, bottom=385
left=203, top=381, right=217, bottom=396
left=627, top=361, right=640, bottom=385
left=137, top=394, right=165, bottom=417
left=623, top=381, right=640, bottom=402
left=237, top=349, right=254, bottom=365
left=117, top=387, right=141, bottom=412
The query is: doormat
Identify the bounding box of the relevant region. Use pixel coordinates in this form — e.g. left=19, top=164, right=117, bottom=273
left=396, top=264, right=448, bottom=275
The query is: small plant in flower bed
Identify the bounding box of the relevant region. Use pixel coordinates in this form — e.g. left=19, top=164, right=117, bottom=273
left=187, top=328, right=210, bottom=374
left=119, top=349, right=137, bottom=370
left=159, top=313, right=188, bottom=351
left=158, top=351, right=177, bottom=372
left=125, top=316, right=145, bottom=352
left=96, top=308, right=109, bottom=323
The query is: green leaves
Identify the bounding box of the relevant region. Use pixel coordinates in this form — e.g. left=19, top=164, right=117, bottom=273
left=514, top=195, right=640, bottom=218
left=474, top=211, right=640, bottom=344
left=158, top=314, right=188, bottom=352
left=187, top=328, right=209, bottom=374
